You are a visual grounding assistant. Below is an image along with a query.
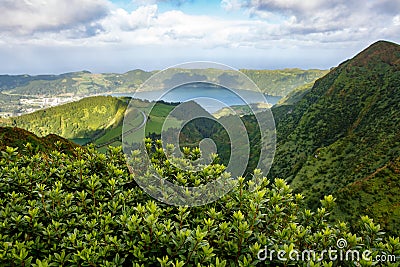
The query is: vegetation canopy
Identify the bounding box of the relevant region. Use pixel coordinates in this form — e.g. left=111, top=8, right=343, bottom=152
left=0, top=141, right=399, bottom=266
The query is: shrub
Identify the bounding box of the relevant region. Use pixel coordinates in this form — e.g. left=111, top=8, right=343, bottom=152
left=0, top=144, right=399, bottom=266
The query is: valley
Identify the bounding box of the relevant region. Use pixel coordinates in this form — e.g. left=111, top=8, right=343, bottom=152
left=0, top=40, right=399, bottom=265
left=0, top=68, right=326, bottom=116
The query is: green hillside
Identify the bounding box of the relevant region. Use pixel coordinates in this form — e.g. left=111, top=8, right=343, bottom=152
left=0, top=126, right=79, bottom=155
left=269, top=40, right=400, bottom=234
left=240, top=68, right=328, bottom=96
left=0, top=96, right=194, bottom=150
left=1, top=96, right=128, bottom=142
left=276, top=82, right=315, bottom=106
left=0, top=70, right=155, bottom=96
left=0, top=68, right=326, bottom=97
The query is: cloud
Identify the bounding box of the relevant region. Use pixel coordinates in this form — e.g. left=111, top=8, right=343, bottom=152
left=1, top=0, right=399, bottom=48
left=221, top=0, right=400, bottom=39
left=92, top=5, right=263, bottom=48
left=104, top=5, right=159, bottom=31
left=221, top=0, right=244, bottom=11
left=370, top=0, right=400, bottom=16
left=394, top=15, right=400, bottom=26
left=222, top=0, right=356, bottom=17
left=133, top=0, right=193, bottom=6
left=0, top=0, right=399, bottom=74
left=0, top=0, right=110, bottom=34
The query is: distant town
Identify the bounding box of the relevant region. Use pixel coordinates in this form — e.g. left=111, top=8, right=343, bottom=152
left=0, top=96, right=82, bottom=118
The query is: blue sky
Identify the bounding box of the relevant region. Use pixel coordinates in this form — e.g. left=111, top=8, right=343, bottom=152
left=0, top=0, right=399, bottom=74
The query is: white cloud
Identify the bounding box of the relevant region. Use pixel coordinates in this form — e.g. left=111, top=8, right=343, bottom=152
left=0, top=0, right=110, bottom=35
left=106, top=5, right=158, bottom=31
left=221, top=0, right=400, bottom=40
left=221, top=0, right=243, bottom=11
left=92, top=5, right=269, bottom=48
left=0, top=0, right=399, bottom=73
left=1, top=0, right=399, bottom=49
left=394, top=15, right=400, bottom=26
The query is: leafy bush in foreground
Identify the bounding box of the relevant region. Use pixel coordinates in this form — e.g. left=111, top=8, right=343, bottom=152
left=0, top=144, right=399, bottom=266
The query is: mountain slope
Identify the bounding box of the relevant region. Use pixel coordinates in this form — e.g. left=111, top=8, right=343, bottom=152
left=0, top=96, right=202, bottom=150
left=0, top=126, right=79, bottom=154
left=0, top=70, right=155, bottom=95
left=1, top=96, right=129, bottom=142
left=270, top=40, right=400, bottom=234
left=241, top=68, right=328, bottom=96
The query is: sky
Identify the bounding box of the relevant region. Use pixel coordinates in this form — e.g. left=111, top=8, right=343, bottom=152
left=0, top=0, right=399, bottom=74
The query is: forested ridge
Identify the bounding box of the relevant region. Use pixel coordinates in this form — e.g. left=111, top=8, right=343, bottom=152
left=269, top=40, right=400, bottom=234
left=1, top=96, right=128, bottom=141
left=0, top=69, right=327, bottom=97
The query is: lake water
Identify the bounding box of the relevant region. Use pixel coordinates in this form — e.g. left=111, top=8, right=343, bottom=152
left=110, top=83, right=281, bottom=113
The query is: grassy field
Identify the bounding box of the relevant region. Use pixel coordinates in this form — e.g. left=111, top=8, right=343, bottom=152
left=143, top=102, right=181, bottom=135
left=88, top=101, right=184, bottom=148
